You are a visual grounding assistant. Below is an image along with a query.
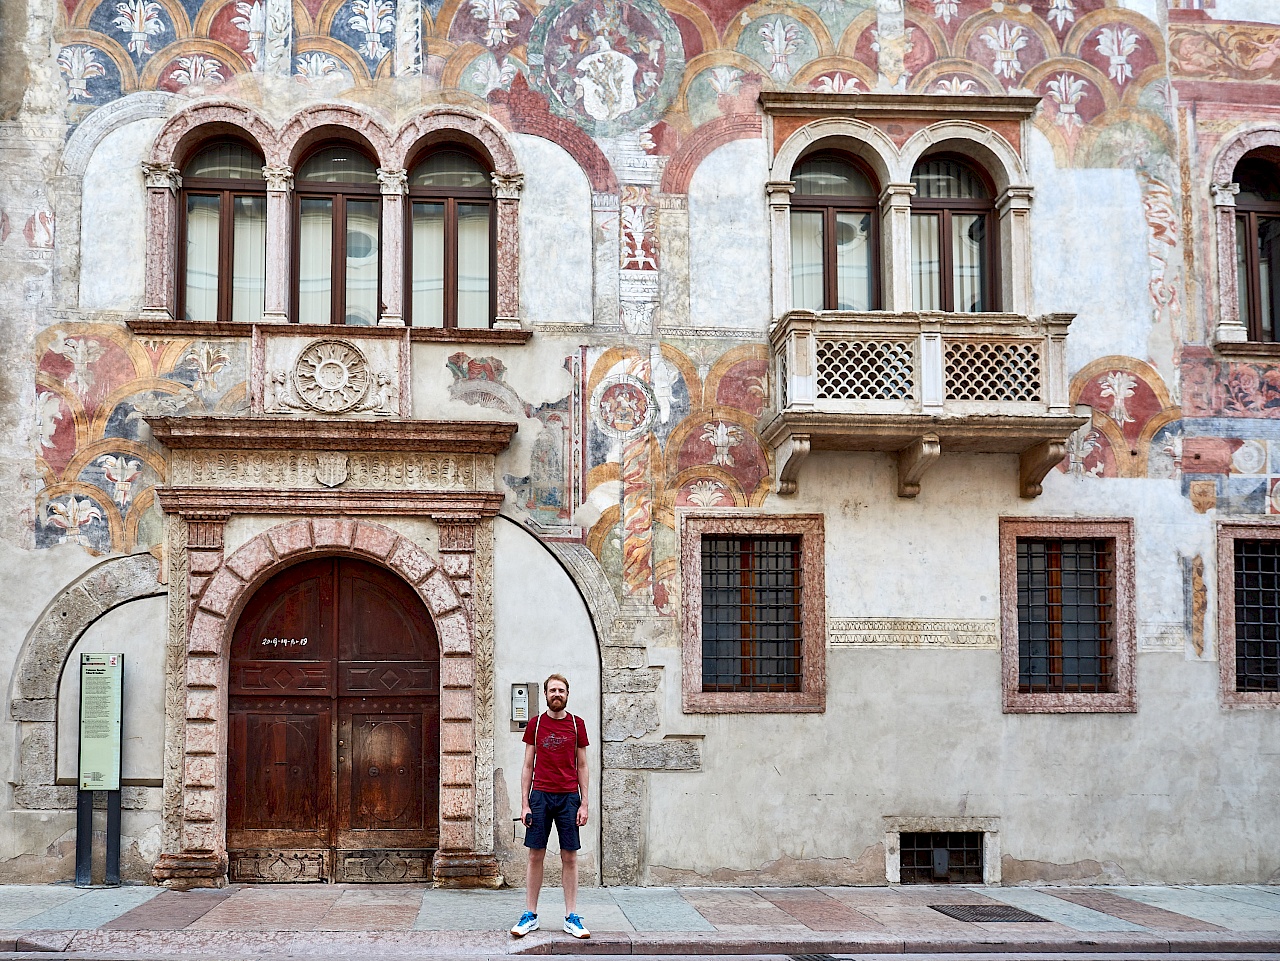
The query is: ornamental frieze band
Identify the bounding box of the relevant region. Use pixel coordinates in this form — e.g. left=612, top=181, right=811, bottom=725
left=828, top=619, right=999, bottom=649
left=171, top=450, right=479, bottom=491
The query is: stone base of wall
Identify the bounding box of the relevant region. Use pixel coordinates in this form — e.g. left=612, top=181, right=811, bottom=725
left=432, top=851, right=503, bottom=888
left=153, top=852, right=228, bottom=890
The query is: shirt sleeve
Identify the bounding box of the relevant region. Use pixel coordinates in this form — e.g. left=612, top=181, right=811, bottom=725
left=522, top=717, right=536, bottom=746
left=576, top=715, right=589, bottom=748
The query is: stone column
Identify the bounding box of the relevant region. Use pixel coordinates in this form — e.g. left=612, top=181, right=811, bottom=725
left=378, top=167, right=407, bottom=327
left=767, top=180, right=794, bottom=321
left=1212, top=180, right=1247, bottom=344
left=431, top=517, right=501, bottom=887
left=262, top=165, right=293, bottom=323
left=997, top=185, right=1034, bottom=315
left=141, top=161, right=180, bottom=322
left=880, top=182, right=915, bottom=313
left=492, top=173, right=523, bottom=328
left=153, top=511, right=229, bottom=888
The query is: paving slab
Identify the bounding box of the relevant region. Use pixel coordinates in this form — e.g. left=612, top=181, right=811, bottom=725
left=13, top=887, right=160, bottom=931
left=677, top=889, right=804, bottom=929
left=1104, top=885, right=1280, bottom=932
left=608, top=887, right=715, bottom=933
left=755, top=887, right=884, bottom=931
left=1049, top=888, right=1226, bottom=932
left=980, top=886, right=1147, bottom=932
left=99, top=889, right=234, bottom=930
left=416, top=889, right=527, bottom=931
left=0, top=887, right=83, bottom=927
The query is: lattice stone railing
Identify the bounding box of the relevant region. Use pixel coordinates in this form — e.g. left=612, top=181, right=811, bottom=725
left=762, top=310, right=1084, bottom=499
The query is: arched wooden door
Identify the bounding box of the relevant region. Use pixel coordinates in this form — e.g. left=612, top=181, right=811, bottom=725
left=228, top=557, right=440, bottom=883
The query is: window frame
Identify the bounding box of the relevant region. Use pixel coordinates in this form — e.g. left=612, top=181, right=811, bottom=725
left=404, top=145, right=497, bottom=329
left=291, top=142, right=383, bottom=326
left=1233, top=158, right=1280, bottom=343
left=679, top=511, right=825, bottom=714
left=999, top=517, right=1135, bottom=714
left=910, top=153, right=1000, bottom=313
left=790, top=150, right=881, bottom=312
left=176, top=139, right=267, bottom=324
left=1217, top=522, right=1280, bottom=707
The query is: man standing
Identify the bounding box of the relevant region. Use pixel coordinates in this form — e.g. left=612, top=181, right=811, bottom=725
left=510, top=673, right=590, bottom=939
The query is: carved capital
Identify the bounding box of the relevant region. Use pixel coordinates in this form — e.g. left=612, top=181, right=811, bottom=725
left=186, top=513, right=230, bottom=550
left=766, top=180, right=795, bottom=205
left=491, top=172, right=524, bottom=200
left=1212, top=180, right=1241, bottom=208
left=142, top=161, right=181, bottom=192
left=436, top=519, right=478, bottom=553
left=879, top=182, right=916, bottom=209
left=377, top=167, right=408, bottom=195
left=997, top=185, right=1035, bottom=214
left=263, top=164, right=294, bottom=192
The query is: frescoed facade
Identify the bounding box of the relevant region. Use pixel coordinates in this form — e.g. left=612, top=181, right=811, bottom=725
left=1, top=0, right=1280, bottom=888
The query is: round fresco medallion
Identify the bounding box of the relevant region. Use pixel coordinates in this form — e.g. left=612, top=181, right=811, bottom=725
left=592, top=374, right=657, bottom=439
left=528, top=0, right=684, bottom=137
left=1233, top=439, right=1267, bottom=475
left=294, top=339, right=371, bottom=413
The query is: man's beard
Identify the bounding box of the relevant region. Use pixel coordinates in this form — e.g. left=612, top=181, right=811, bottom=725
left=549, top=695, right=567, bottom=709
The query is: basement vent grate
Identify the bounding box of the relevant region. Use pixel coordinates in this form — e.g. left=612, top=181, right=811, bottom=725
left=929, top=904, right=1050, bottom=923
left=791, top=955, right=841, bottom=961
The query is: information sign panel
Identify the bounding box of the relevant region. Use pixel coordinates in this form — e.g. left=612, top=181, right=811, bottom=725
left=78, top=654, right=123, bottom=792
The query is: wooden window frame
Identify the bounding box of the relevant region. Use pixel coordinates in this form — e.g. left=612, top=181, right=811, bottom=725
left=404, top=147, right=497, bottom=329
left=910, top=154, right=1000, bottom=313
left=999, top=517, right=1135, bottom=714
left=791, top=151, right=881, bottom=311
left=1235, top=184, right=1280, bottom=342
left=1217, top=522, right=1280, bottom=707
left=679, top=511, right=825, bottom=714
left=176, top=141, right=267, bottom=324
left=291, top=144, right=383, bottom=326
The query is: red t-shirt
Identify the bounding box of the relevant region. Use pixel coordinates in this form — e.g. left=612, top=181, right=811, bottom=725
left=523, top=712, right=588, bottom=794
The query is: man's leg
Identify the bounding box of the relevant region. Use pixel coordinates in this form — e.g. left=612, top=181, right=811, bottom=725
left=526, top=847, right=546, bottom=914
left=561, top=849, right=577, bottom=916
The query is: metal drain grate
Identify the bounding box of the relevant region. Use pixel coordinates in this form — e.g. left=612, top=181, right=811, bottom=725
left=929, top=903, right=1050, bottom=923
left=791, top=955, right=841, bottom=961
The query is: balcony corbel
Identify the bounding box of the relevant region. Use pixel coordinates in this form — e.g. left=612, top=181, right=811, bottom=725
left=1019, top=438, right=1069, bottom=499
left=775, top=432, right=811, bottom=496
left=897, top=433, right=940, bottom=498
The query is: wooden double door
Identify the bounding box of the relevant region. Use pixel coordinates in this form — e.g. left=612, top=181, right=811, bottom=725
left=228, top=558, right=440, bottom=883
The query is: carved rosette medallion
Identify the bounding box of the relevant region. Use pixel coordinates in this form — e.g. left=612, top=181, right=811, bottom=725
left=591, top=374, right=657, bottom=441
left=294, top=340, right=371, bottom=413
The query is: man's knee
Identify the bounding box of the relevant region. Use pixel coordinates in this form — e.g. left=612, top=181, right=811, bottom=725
left=528, top=847, right=547, bottom=864
left=560, top=849, right=577, bottom=866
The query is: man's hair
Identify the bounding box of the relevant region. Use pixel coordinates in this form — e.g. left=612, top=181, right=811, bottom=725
left=544, top=673, right=569, bottom=694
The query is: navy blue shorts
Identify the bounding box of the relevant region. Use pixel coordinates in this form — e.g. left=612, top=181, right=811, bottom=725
left=525, top=789, right=581, bottom=851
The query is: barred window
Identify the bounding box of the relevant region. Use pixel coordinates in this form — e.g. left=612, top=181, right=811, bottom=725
left=701, top=536, right=802, bottom=692
left=1234, top=538, right=1280, bottom=692
left=1016, top=538, right=1115, bottom=693
left=1000, top=518, right=1134, bottom=713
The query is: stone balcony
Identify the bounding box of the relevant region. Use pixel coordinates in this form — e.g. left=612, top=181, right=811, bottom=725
left=759, top=310, right=1086, bottom=498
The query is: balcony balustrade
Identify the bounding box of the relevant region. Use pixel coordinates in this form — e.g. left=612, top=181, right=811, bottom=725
left=760, top=310, right=1086, bottom=498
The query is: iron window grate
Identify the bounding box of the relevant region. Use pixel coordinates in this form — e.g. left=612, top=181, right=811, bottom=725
left=701, top=536, right=803, bottom=692
left=929, top=904, right=1049, bottom=923
left=1235, top=538, right=1280, bottom=691
left=899, top=831, right=983, bottom=884
left=1016, top=538, right=1115, bottom=693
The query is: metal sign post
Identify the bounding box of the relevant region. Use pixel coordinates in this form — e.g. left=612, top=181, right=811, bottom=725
left=76, top=653, right=123, bottom=887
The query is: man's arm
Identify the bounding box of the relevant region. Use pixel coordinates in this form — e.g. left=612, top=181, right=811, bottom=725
left=575, top=743, right=590, bottom=827
left=520, top=741, right=535, bottom=822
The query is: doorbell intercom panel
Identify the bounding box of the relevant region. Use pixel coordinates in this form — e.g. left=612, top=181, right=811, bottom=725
left=510, top=683, right=539, bottom=731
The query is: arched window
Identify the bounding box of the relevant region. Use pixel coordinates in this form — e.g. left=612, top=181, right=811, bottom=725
left=789, top=153, right=878, bottom=311
left=406, top=149, right=494, bottom=328
left=910, top=156, right=996, bottom=313
left=294, top=144, right=381, bottom=326
left=1235, top=154, right=1280, bottom=342
left=179, top=141, right=267, bottom=323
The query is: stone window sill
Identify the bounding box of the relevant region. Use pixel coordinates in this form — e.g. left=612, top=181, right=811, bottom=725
left=127, top=319, right=533, bottom=345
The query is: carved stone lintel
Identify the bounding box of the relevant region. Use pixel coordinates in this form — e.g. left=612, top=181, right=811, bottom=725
left=153, top=852, right=228, bottom=889
left=1020, top=439, right=1067, bottom=499
left=432, top=850, right=503, bottom=888
left=142, top=161, right=181, bottom=191
left=897, top=433, right=940, bottom=498
left=491, top=172, right=524, bottom=200
left=377, top=167, right=408, bottom=195
left=263, top=164, right=294, bottom=192
left=1212, top=180, right=1241, bottom=208
left=775, top=432, right=811, bottom=496
left=187, top=513, right=230, bottom=550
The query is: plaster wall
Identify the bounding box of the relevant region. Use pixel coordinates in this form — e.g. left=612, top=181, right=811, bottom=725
left=491, top=518, right=601, bottom=884
left=511, top=135, right=593, bottom=328
left=1208, top=1, right=1280, bottom=24
left=1027, top=131, right=1152, bottom=373
left=688, top=139, right=771, bottom=332
left=78, top=118, right=160, bottom=311
left=55, top=595, right=166, bottom=783
left=644, top=455, right=1261, bottom=884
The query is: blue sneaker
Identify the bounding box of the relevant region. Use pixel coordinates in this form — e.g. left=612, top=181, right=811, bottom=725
left=563, top=912, right=590, bottom=939
left=510, top=911, right=539, bottom=936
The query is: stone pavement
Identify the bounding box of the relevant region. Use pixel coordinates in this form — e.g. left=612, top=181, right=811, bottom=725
left=1, top=882, right=1280, bottom=958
